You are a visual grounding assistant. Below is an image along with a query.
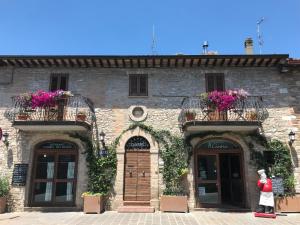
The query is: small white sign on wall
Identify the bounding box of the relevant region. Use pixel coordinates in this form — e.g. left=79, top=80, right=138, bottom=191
left=198, top=187, right=206, bottom=196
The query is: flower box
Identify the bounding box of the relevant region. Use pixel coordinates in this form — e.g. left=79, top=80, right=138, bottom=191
left=275, top=195, right=300, bottom=212
left=76, top=113, right=87, bottom=122
left=17, top=114, right=29, bottom=120
left=208, top=109, right=227, bottom=121
left=245, top=111, right=258, bottom=121
left=83, top=195, right=105, bottom=214
left=0, top=197, right=6, bottom=214
left=160, top=195, right=188, bottom=212
left=185, top=111, right=196, bottom=121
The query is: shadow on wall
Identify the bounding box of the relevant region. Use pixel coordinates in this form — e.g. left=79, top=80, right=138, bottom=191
left=6, top=147, right=13, bottom=169
left=290, top=145, right=299, bottom=168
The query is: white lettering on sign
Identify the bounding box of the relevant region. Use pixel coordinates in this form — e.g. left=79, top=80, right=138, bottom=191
left=207, top=142, right=229, bottom=149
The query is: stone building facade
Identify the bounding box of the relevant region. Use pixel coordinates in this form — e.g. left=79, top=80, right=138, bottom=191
left=0, top=54, right=299, bottom=212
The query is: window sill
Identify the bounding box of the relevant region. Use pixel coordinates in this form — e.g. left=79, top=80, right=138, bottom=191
left=128, top=95, right=149, bottom=98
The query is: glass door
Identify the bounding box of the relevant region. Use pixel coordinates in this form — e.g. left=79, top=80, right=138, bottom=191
left=31, top=150, right=77, bottom=206
left=196, top=154, right=220, bottom=206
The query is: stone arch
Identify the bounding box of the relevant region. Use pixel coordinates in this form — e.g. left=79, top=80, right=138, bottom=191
left=24, top=133, right=87, bottom=209
left=113, top=127, right=160, bottom=210
left=189, top=133, right=252, bottom=209
left=117, top=127, right=159, bottom=154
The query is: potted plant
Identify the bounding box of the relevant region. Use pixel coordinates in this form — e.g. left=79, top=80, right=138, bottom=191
left=76, top=111, right=87, bottom=122
left=82, top=192, right=105, bottom=214
left=17, top=111, right=30, bottom=120
left=78, top=135, right=117, bottom=214
left=246, top=111, right=258, bottom=121
left=185, top=110, right=196, bottom=121
left=266, top=140, right=299, bottom=212
left=160, top=136, right=189, bottom=213
left=0, top=177, right=9, bottom=214
left=160, top=169, right=189, bottom=213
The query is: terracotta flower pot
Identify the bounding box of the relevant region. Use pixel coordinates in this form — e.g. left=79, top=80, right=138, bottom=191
left=0, top=197, right=6, bottom=214
left=160, top=195, right=188, bottom=212
left=17, top=114, right=29, bottom=120
left=275, top=195, right=300, bottom=212
left=185, top=113, right=195, bottom=121
left=76, top=114, right=87, bottom=122
left=83, top=195, right=105, bottom=214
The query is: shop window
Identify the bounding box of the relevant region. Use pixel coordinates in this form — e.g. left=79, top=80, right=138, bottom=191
left=205, top=73, right=224, bottom=92
left=50, top=73, right=69, bottom=91
left=129, top=74, right=148, bottom=96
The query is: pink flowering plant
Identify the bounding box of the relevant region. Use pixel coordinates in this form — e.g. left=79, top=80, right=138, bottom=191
left=16, top=90, right=73, bottom=109
left=200, top=89, right=249, bottom=111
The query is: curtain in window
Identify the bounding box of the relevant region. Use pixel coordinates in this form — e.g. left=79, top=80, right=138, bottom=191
left=47, top=162, right=54, bottom=179
left=45, top=162, right=54, bottom=201
left=67, top=162, right=75, bottom=178
left=66, top=162, right=75, bottom=201
left=66, top=182, right=73, bottom=201
left=45, top=182, right=52, bottom=201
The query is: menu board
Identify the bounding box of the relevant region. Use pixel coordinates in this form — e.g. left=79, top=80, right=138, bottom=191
left=272, top=177, right=284, bottom=195
left=12, top=164, right=28, bottom=186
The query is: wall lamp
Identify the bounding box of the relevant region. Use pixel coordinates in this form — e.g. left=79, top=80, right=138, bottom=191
left=99, top=130, right=108, bottom=157
left=288, top=130, right=295, bottom=145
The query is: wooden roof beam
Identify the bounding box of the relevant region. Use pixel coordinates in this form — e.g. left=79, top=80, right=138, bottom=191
left=257, top=58, right=264, bottom=66
left=205, top=58, right=209, bottom=67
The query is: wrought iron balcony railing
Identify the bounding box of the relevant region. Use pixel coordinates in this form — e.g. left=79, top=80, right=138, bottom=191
left=179, top=96, right=268, bottom=126
left=5, top=94, right=94, bottom=125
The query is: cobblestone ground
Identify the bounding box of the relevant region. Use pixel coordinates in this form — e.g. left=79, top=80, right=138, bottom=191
left=0, top=211, right=299, bottom=225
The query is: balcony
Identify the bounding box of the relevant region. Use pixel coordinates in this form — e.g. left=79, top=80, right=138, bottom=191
left=6, top=94, right=94, bottom=131
left=179, top=95, right=268, bottom=135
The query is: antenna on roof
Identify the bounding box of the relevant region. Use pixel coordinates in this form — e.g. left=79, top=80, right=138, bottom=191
left=257, top=17, right=265, bottom=54
left=151, top=25, right=157, bottom=55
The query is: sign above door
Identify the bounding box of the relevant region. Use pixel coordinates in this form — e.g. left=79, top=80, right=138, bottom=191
left=199, top=139, right=240, bottom=150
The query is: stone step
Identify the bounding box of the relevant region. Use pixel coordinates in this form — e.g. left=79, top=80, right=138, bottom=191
left=117, top=206, right=155, bottom=213
left=24, top=207, right=80, bottom=212
left=193, top=207, right=251, bottom=212
left=123, top=201, right=150, bottom=206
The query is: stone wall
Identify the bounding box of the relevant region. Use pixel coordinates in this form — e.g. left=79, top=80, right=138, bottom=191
left=0, top=65, right=299, bottom=211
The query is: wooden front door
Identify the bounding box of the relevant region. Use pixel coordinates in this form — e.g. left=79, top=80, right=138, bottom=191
left=124, top=151, right=150, bottom=201
left=30, top=141, right=78, bottom=207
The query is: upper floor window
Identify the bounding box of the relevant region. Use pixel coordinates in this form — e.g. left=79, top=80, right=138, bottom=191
left=205, top=73, right=224, bottom=92
left=129, top=74, right=148, bottom=96
left=50, top=73, right=69, bottom=91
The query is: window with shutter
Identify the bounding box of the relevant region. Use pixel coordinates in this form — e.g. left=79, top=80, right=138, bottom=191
left=129, top=74, right=148, bottom=96
left=205, top=74, right=224, bottom=92
left=50, top=73, right=69, bottom=91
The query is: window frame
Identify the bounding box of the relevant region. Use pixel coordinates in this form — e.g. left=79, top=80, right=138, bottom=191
left=129, top=74, right=148, bottom=97
left=205, top=73, right=225, bottom=92
left=49, top=73, right=69, bottom=91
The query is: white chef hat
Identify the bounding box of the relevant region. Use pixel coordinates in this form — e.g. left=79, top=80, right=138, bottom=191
left=257, top=169, right=265, bottom=175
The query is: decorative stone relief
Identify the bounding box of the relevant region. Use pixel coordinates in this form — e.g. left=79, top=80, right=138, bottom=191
left=128, top=105, right=148, bottom=122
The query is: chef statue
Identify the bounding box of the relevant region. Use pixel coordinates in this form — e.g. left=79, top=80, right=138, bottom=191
left=256, top=169, right=274, bottom=214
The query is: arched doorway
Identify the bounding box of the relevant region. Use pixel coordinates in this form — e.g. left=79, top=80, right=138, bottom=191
left=30, top=141, right=78, bottom=207
left=123, top=136, right=151, bottom=204
left=194, top=138, right=245, bottom=208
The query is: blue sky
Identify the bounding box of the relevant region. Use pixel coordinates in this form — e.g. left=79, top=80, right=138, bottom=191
left=0, top=0, right=299, bottom=57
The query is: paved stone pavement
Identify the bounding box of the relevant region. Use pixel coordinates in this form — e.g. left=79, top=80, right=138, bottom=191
left=0, top=211, right=299, bottom=225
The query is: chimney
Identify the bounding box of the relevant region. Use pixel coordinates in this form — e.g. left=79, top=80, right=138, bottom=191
left=244, top=38, right=253, bottom=55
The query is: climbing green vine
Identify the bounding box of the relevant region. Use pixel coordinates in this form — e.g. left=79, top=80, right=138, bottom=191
left=267, top=140, right=295, bottom=195
left=119, top=123, right=190, bottom=195
left=72, top=122, right=190, bottom=197
left=72, top=124, right=295, bottom=197
left=70, top=134, right=117, bottom=195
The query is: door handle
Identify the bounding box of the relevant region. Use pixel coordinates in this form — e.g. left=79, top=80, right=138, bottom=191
left=142, top=171, right=145, bottom=177
left=129, top=170, right=132, bottom=177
